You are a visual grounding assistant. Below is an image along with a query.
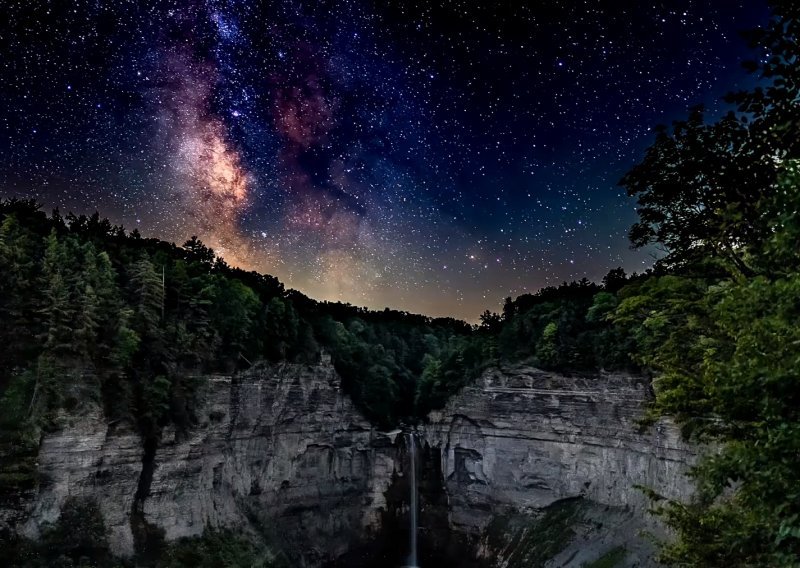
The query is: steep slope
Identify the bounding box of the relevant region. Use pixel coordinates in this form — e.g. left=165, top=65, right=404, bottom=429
left=15, top=361, right=400, bottom=566
left=420, top=364, right=695, bottom=566
left=4, top=361, right=694, bottom=567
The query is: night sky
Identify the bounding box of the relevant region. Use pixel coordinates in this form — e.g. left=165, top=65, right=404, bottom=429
left=1, top=1, right=770, bottom=321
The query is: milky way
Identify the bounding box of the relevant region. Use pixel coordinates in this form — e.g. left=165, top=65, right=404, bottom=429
left=153, top=50, right=254, bottom=268
left=1, top=0, right=770, bottom=320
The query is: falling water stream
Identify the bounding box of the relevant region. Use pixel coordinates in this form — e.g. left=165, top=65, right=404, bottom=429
left=407, top=431, right=419, bottom=567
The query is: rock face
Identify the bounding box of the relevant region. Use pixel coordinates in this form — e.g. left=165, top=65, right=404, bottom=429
left=142, top=363, right=399, bottom=565
left=20, top=412, right=144, bottom=553
left=420, top=364, right=696, bottom=566
left=6, top=361, right=695, bottom=566
left=16, top=362, right=401, bottom=566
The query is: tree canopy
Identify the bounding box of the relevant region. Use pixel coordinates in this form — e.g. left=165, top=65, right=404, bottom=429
left=615, top=3, right=800, bottom=564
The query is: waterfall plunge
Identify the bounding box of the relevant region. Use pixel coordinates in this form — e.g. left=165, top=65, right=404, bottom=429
left=407, top=432, right=419, bottom=568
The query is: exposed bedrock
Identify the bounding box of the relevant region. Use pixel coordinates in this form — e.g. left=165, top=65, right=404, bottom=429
left=6, top=361, right=695, bottom=566
left=14, top=362, right=401, bottom=566
left=419, top=365, right=695, bottom=566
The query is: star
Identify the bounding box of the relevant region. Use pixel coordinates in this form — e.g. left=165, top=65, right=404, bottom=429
left=0, top=0, right=771, bottom=320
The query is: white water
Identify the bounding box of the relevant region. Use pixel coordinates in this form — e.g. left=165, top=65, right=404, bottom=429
left=407, top=431, right=419, bottom=567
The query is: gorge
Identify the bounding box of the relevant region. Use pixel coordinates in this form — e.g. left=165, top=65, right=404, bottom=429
left=1, top=359, right=694, bottom=567
left=6, top=0, right=800, bottom=564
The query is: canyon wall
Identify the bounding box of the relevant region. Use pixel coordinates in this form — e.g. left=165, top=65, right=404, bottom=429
left=15, top=362, right=401, bottom=566
left=3, top=361, right=696, bottom=566
left=420, top=364, right=695, bottom=566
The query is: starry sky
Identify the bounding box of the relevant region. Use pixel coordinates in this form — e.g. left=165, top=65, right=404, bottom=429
left=1, top=0, right=770, bottom=321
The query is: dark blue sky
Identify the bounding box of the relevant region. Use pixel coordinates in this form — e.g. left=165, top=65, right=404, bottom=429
left=1, top=0, right=770, bottom=320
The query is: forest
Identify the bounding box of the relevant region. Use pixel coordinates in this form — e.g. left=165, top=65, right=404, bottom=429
left=2, top=2, right=800, bottom=567
left=0, top=196, right=646, bottom=435
left=0, top=197, right=658, bottom=567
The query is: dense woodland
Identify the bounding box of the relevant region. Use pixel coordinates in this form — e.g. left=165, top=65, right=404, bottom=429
left=0, top=195, right=647, bottom=567
left=0, top=197, right=643, bottom=434
left=3, top=2, right=800, bottom=566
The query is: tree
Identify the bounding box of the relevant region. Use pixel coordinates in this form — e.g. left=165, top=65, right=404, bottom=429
left=359, top=363, right=399, bottom=428
left=620, top=12, right=800, bottom=553
left=586, top=291, right=617, bottom=323
left=39, top=497, right=112, bottom=566
left=612, top=275, right=711, bottom=430
left=414, top=355, right=444, bottom=414
left=0, top=214, right=40, bottom=379
left=72, top=242, right=101, bottom=362
left=263, top=297, right=299, bottom=361
left=140, top=374, right=172, bottom=436
left=621, top=4, right=800, bottom=279
left=161, top=529, right=279, bottom=568
left=209, top=277, right=260, bottom=364
left=479, top=310, right=502, bottom=332
left=39, top=231, right=73, bottom=361
left=129, top=253, right=163, bottom=337
left=182, top=236, right=216, bottom=267
left=601, top=267, right=628, bottom=293
left=727, top=2, right=800, bottom=163
left=92, top=251, right=135, bottom=369
left=647, top=272, right=800, bottom=566
left=620, top=107, right=771, bottom=276
left=536, top=322, right=559, bottom=368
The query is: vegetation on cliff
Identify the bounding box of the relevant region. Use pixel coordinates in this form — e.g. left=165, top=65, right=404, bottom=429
left=2, top=2, right=800, bottom=566
left=0, top=496, right=288, bottom=567
left=609, top=2, right=800, bottom=564
left=0, top=195, right=641, bottom=442
left=422, top=3, right=800, bottom=564
left=0, top=199, right=478, bottom=435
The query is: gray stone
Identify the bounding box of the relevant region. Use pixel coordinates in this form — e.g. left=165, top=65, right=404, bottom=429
left=421, top=364, right=695, bottom=566
left=7, top=361, right=695, bottom=567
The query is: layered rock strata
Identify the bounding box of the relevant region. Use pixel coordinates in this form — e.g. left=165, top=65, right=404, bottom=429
left=420, top=365, right=695, bottom=566
left=7, top=362, right=695, bottom=566
left=18, top=362, right=399, bottom=565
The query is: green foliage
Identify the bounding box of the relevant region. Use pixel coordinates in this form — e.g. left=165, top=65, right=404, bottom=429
left=415, top=356, right=444, bottom=411
left=159, top=529, right=286, bottom=568
left=262, top=296, right=299, bottom=361
left=39, top=231, right=73, bottom=360
left=614, top=2, right=800, bottom=562
left=583, top=546, right=627, bottom=568
left=0, top=371, right=36, bottom=429
left=40, top=497, right=112, bottom=567
left=641, top=269, right=800, bottom=566
left=1, top=517, right=286, bottom=568
left=536, top=322, right=559, bottom=367
left=0, top=199, right=476, bottom=433
left=620, top=107, right=768, bottom=276
left=140, top=375, right=172, bottom=437
left=585, top=291, right=616, bottom=323
left=0, top=497, right=115, bottom=567
left=129, top=253, right=164, bottom=338
left=488, top=274, right=643, bottom=373
left=0, top=208, right=41, bottom=381
left=0, top=372, right=39, bottom=494
left=484, top=499, right=584, bottom=568
left=208, top=276, right=261, bottom=364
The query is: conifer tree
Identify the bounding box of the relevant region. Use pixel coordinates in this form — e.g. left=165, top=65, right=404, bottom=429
left=39, top=231, right=73, bottom=361
left=129, top=253, right=163, bottom=338
left=0, top=215, right=40, bottom=376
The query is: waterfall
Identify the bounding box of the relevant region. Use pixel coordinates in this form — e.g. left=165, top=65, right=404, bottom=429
left=407, top=431, right=419, bottom=567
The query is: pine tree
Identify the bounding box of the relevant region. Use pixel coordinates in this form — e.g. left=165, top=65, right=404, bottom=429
left=129, top=253, right=163, bottom=337
left=0, top=215, right=39, bottom=377
left=263, top=296, right=299, bottom=360
left=39, top=231, right=73, bottom=360
left=73, top=242, right=100, bottom=362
